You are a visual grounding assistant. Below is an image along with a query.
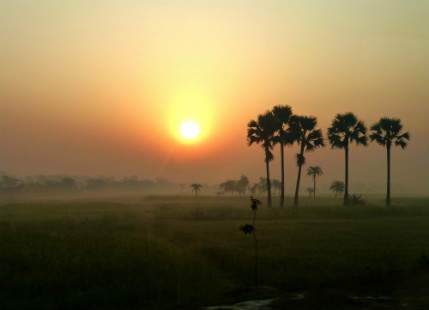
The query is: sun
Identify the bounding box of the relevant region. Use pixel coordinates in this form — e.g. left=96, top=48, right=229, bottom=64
left=180, top=121, right=200, bottom=140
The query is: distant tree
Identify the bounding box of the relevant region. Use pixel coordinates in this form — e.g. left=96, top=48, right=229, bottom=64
left=272, top=105, right=293, bottom=208
left=370, top=117, right=410, bottom=207
left=306, top=187, right=314, bottom=197
left=219, top=176, right=248, bottom=196
left=289, top=115, right=325, bottom=207
left=0, top=174, right=24, bottom=193
left=247, top=111, right=277, bottom=207
left=306, top=166, right=323, bottom=198
left=220, top=180, right=234, bottom=195
left=271, top=179, right=282, bottom=195
left=191, top=183, right=203, bottom=196
left=238, top=175, right=249, bottom=195
left=328, top=113, right=367, bottom=205
left=329, top=180, right=345, bottom=199
left=59, top=177, right=77, bottom=191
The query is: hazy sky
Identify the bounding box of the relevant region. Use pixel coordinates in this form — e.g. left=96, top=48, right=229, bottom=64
left=1, top=0, right=428, bottom=194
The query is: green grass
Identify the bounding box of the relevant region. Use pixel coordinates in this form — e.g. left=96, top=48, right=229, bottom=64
left=1, top=196, right=429, bottom=309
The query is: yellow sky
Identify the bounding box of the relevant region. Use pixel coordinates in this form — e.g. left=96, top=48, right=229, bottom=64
left=1, top=1, right=428, bottom=194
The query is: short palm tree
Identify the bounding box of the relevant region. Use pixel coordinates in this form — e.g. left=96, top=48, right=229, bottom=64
left=191, top=183, right=203, bottom=196
left=328, top=113, right=367, bottom=205
left=272, top=105, right=293, bottom=208
left=306, top=187, right=314, bottom=197
left=290, top=115, right=325, bottom=207
left=329, top=180, right=345, bottom=198
left=370, top=117, right=409, bottom=206
left=306, top=166, right=323, bottom=198
left=247, top=111, right=277, bottom=207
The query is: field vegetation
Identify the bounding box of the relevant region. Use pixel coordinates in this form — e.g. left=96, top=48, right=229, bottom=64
left=1, top=195, right=429, bottom=309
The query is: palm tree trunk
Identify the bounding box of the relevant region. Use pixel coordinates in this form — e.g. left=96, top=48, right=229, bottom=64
left=253, top=229, right=258, bottom=287
left=386, top=144, right=391, bottom=207
left=344, top=144, right=349, bottom=205
left=313, top=176, right=316, bottom=198
left=265, top=158, right=272, bottom=208
left=280, top=141, right=285, bottom=208
left=294, top=144, right=305, bottom=207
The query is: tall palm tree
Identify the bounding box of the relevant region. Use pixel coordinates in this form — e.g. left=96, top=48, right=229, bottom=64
left=290, top=115, right=325, bottom=207
left=247, top=111, right=277, bottom=207
left=329, top=180, right=345, bottom=198
left=306, top=166, right=323, bottom=198
left=272, top=105, right=293, bottom=208
left=328, top=112, right=367, bottom=205
left=370, top=117, right=409, bottom=207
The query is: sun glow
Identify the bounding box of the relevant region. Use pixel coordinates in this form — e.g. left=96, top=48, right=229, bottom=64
left=180, top=121, right=200, bottom=140
left=167, top=89, right=214, bottom=143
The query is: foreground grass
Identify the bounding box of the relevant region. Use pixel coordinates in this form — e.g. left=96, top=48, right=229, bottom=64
left=1, top=196, right=429, bottom=309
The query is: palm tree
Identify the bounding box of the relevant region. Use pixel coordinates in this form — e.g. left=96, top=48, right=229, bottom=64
left=370, top=117, right=409, bottom=207
left=191, top=183, right=203, bottom=196
left=329, top=180, right=345, bottom=198
left=328, top=113, right=367, bottom=205
left=272, top=105, right=293, bottom=208
left=306, top=187, right=314, bottom=197
left=290, top=115, right=325, bottom=207
left=247, top=111, right=277, bottom=207
left=306, top=166, right=323, bottom=198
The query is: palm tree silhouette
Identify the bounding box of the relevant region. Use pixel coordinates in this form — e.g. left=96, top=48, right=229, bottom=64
left=329, top=180, right=345, bottom=199
left=191, top=183, right=203, bottom=196
left=290, top=115, right=325, bottom=207
left=370, top=117, right=409, bottom=207
left=306, top=166, right=323, bottom=198
left=272, top=105, right=293, bottom=208
left=328, top=112, right=367, bottom=205
left=247, top=111, right=277, bottom=207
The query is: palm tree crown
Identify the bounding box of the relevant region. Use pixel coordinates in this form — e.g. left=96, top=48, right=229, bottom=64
left=307, top=166, right=323, bottom=177
left=247, top=111, right=277, bottom=163
left=369, top=118, right=409, bottom=149
left=328, top=113, right=368, bottom=148
left=329, top=180, right=345, bottom=198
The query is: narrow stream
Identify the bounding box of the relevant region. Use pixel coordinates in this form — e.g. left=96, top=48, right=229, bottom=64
left=204, top=298, right=276, bottom=310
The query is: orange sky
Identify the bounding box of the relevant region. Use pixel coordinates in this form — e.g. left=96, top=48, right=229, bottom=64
left=1, top=1, right=428, bottom=194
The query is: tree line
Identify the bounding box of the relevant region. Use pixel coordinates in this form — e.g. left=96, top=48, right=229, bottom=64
left=247, top=106, right=409, bottom=207
left=0, top=174, right=178, bottom=195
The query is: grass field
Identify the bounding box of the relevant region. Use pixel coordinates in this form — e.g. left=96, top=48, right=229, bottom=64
left=1, top=195, right=429, bottom=309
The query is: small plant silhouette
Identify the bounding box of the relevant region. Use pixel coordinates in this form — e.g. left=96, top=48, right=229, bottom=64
left=349, top=193, right=366, bottom=205
left=240, top=196, right=261, bottom=287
